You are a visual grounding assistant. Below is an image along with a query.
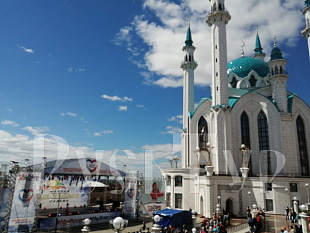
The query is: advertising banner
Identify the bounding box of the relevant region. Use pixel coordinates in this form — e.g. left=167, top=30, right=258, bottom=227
left=39, top=211, right=121, bottom=230
left=40, top=177, right=90, bottom=209
left=124, top=174, right=137, bottom=219
left=141, top=178, right=164, bottom=203
left=8, top=172, right=42, bottom=232
left=140, top=202, right=166, bottom=216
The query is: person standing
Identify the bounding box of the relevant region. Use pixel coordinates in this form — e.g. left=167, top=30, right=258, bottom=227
left=285, top=206, right=290, bottom=220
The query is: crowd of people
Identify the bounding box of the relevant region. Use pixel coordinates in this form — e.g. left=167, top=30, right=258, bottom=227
left=198, top=209, right=231, bottom=233
left=282, top=206, right=304, bottom=233
left=247, top=206, right=266, bottom=233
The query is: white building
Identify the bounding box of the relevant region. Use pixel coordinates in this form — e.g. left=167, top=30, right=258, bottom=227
left=162, top=0, right=310, bottom=217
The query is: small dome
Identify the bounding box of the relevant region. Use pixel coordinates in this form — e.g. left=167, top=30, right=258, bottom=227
left=227, top=57, right=270, bottom=78
left=270, top=46, right=283, bottom=61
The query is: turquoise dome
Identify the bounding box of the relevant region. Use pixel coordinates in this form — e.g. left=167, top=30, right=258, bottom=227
left=227, top=56, right=270, bottom=78
left=270, top=46, right=283, bottom=61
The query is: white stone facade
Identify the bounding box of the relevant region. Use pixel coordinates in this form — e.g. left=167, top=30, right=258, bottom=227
left=162, top=0, right=310, bottom=217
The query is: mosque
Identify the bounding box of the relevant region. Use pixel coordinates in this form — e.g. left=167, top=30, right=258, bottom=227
left=162, top=0, right=310, bottom=217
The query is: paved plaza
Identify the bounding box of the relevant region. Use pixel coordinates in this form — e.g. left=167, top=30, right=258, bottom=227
left=66, top=214, right=296, bottom=233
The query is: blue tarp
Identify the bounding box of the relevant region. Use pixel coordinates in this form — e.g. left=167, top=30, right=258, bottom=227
left=153, top=209, right=192, bottom=228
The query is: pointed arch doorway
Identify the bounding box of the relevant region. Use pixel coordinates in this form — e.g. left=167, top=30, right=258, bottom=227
left=226, top=199, right=233, bottom=216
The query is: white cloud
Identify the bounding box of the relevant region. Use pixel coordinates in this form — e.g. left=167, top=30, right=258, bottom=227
left=19, top=46, right=34, bottom=53
left=168, top=115, right=183, bottom=124
left=60, top=112, right=78, bottom=117
left=136, top=104, right=145, bottom=108
left=22, top=126, right=49, bottom=135
left=6, top=107, right=13, bottom=112
left=67, top=112, right=77, bottom=117
left=68, top=67, right=86, bottom=72
left=94, top=130, right=113, bottom=137
left=118, top=106, right=128, bottom=111
left=1, top=120, right=19, bottom=127
left=0, top=129, right=177, bottom=177
left=101, top=94, right=133, bottom=102
left=162, top=125, right=182, bottom=134
left=115, top=0, right=304, bottom=88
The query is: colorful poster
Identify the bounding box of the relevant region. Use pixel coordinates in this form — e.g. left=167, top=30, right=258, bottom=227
left=124, top=174, right=137, bottom=219
left=39, top=178, right=89, bottom=209
left=8, top=172, right=42, bottom=232
left=141, top=178, right=164, bottom=203
left=140, top=202, right=166, bottom=216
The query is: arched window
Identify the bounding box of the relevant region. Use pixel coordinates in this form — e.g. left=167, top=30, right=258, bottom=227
left=258, top=111, right=271, bottom=175
left=271, top=67, right=274, bottom=75
left=241, top=112, right=252, bottom=173
left=185, top=55, right=188, bottom=62
left=218, top=3, right=222, bottom=11
left=230, top=77, right=237, bottom=88
left=189, top=55, right=192, bottom=61
left=275, top=66, right=278, bottom=74
left=249, top=75, right=256, bottom=87
left=167, top=176, right=171, bottom=186
left=280, top=66, right=283, bottom=74
left=175, top=176, right=183, bottom=187
left=297, top=116, right=309, bottom=176
left=198, top=117, right=208, bottom=150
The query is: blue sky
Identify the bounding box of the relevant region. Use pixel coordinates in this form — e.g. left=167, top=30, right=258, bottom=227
left=0, top=0, right=309, bottom=176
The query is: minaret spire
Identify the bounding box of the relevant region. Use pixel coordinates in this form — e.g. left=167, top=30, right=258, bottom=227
left=253, top=25, right=266, bottom=61
left=206, top=0, right=231, bottom=108
left=185, top=24, right=193, bottom=46
left=302, top=1, right=310, bottom=61
left=268, top=39, right=289, bottom=113
left=181, top=25, right=198, bottom=168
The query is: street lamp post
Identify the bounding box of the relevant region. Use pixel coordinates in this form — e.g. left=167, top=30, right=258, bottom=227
left=169, top=158, right=173, bottom=168
left=191, top=210, right=197, bottom=229
left=285, top=187, right=289, bottom=208
left=299, top=204, right=309, bottom=233
left=217, top=196, right=221, bottom=215
left=248, top=191, right=251, bottom=208
left=173, top=156, right=179, bottom=168
left=306, top=183, right=309, bottom=205
left=109, top=217, right=128, bottom=233
left=239, top=144, right=250, bottom=178
left=81, top=218, right=91, bottom=232
left=50, top=189, right=69, bottom=233
left=152, top=215, right=162, bottom=233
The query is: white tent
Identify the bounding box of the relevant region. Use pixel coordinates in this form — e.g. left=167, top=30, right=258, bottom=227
left=84, top=181, right=109, bottom=188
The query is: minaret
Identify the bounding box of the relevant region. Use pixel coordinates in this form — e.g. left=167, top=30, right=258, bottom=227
left=268, top=38, right=289, bottom=113
left=206, top=0, right=231, bottom=108
left=253, top=29, right=266, bottom=61
left=181, top=25, right=198, bottom=129
left=181, top=25, right=197, bottom=169
left=302, top=0, right=310, bottom=61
